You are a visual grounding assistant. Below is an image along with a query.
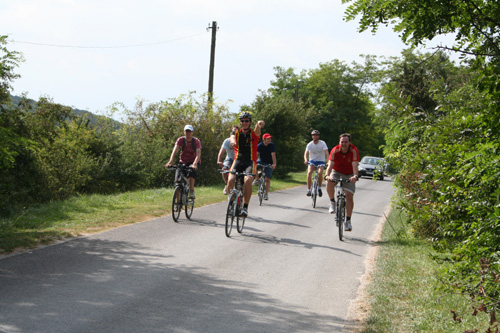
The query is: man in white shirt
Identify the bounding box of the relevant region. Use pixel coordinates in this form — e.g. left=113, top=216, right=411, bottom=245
left=304, top=130, right=329, bottom=197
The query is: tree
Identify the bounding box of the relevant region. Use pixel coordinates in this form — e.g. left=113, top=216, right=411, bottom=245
left=342, top=0, right=500, bottom=326
left=0, top=35, right=25, bottom=170
left=251, top=92, right=314, bottom=177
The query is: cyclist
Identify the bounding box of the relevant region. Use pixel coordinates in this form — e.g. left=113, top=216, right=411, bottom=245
left=325, top=133, right=360, bottom=231
left=255, top=133, right=277, bottom=200
left=304, top=130, right=329, bottom=197
left=227, top=111, right=265, bottom=217
left=217, top=125, right=239, bottom=195
left=165, top=124, right=201, bottom=199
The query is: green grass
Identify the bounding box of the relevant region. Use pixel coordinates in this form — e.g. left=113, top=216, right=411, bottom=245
left=361, top=209, right=490, bottom=332
left=0, top=172, right=305, bottom=254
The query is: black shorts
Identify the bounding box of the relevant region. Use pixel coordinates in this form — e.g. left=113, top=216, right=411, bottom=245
left=231, top=159, right=256, bottom=175
left=175, top=163, right=197, bottom=181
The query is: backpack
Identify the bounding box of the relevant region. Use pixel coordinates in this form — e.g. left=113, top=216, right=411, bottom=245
left=182, top=136, right=197, bottom=151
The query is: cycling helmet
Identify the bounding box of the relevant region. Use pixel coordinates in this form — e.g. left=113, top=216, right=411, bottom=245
left=311, top=130, right=320, bottom=135
left=239, top=111, right=252, bottom=120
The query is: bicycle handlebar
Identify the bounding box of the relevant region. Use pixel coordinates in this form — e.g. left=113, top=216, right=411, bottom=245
left=324, top=176, right=358, bottom=183
left=219, top=169, right=256, bottom=177
left=168, top=165, right=194, bottom=170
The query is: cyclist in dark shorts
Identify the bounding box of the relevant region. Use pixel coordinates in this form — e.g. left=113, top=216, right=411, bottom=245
left=227, top=111, right=265, bottom=217
left=165, top=124, right=201, bottom=199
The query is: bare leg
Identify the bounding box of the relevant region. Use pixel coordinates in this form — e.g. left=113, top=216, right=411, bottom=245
left=243, top=176, right=253, bottom=204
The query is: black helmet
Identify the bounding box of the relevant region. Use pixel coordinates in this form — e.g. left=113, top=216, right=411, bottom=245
left=239, top=111, right=252, bottom=120
left=311, top=130, right=320, bottom=135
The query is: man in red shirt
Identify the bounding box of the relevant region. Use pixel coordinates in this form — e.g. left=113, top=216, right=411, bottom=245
left=325, top=133, right=360, bottom=231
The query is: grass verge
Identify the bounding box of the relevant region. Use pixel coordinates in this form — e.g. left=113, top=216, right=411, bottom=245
left=361, top=208, right=490, bottom=332
left=0, top=172, right=305, bottom=254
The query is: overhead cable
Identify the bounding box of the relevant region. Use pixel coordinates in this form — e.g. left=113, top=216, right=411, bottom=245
left=12, top=31, right=207, bottom=49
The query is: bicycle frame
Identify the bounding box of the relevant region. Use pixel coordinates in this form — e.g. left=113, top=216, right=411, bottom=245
left=257, top=163, right=271, bottom=205
left=331, top=178, right=350, bottom=241
left=169, top=165, right=195, bottom=222
left=309, top=163, right=325, bottom=208
left=221, top=170, right=255, bottom=237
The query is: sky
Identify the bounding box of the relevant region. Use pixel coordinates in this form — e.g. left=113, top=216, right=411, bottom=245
left=1, top=0, right=456, bottom=120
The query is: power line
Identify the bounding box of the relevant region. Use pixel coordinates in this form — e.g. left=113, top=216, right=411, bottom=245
left=12, top=31, right=207, bottom=49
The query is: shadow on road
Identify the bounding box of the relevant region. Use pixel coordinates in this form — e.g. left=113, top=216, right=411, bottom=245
left=0, top=237, right=349, bottom=332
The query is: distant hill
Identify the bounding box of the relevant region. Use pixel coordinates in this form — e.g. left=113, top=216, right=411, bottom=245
left=9, top=95, right=121, bottom=128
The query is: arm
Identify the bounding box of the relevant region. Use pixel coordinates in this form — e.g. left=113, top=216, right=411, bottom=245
left=325, top=160, right=334, bottom=181
left=304, top=148, right=309, bottom=164
left=349, top=161, right=359, bottom=183
left=324, top=149, right=329, bottom=164
left=230, top=134, right=237, bottom=148
left=192, top=147, right=201, bottom=170
left=254, top=120, right=265, bottom=137
left=165, top=144, right=180, bottom=168
left=271, top=152, right=277, bottom=169
left=217, top=146, right=226, bottom=167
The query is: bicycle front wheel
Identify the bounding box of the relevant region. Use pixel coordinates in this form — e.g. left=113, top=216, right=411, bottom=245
left=236, top=195, right=245, bottom=233
left=225, top=194, right=236, bottom=237
left=172, top=186, right=182, bottom=222
left=312, top=181, right=318, bottom=208
left=258, top=178, right=265, bottom=205
left=185, top=195, right=194, bottom=220
left=337, top=198, right=345, bottom=241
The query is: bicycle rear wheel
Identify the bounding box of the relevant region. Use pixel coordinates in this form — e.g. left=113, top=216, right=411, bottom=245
left=225, top=193, right=236, bottom=237
left=172, top=186, right=182, bottom=222
left=185, top=195, right=194, bottom=220
left=337, top=197, right=345, bottom=241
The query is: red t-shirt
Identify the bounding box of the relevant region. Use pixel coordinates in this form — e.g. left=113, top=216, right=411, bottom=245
left=175, top=136, right=201, bottom=164
left=329, top=144, right=359, bottom=175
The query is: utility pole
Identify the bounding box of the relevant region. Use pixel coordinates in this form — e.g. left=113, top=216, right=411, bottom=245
left=207, top=21, right=218, bottom=106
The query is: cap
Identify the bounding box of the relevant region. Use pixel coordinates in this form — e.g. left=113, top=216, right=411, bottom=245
left=184, top=125, right=194, bottom=132
left=262, top=133, right=272, bottom=139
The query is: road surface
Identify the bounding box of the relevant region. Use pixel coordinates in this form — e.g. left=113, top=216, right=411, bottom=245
left=0, top=178, right=394, bottom=332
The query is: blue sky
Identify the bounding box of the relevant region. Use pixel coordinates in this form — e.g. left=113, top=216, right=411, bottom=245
left=2, top=0, right=456, bottom=118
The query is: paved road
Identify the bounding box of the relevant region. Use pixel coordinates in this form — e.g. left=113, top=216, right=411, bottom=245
left=0, top=179, right=394, bottom=333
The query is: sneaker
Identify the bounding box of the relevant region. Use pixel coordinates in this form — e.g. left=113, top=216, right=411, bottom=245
left=345, top=220, right=352, bottom=232
left=223, top=186, right=228, bottom=195
left=318, top=189, right=323, bottom=197
left=189, top=190, right=195, bottom=199
left=329, top=201, right=336, bottom=214
left=306, top=190, right=312, bottom=196
left=252, top=180, right=258, bottom=186
left=263, top=193, right=268, bottom=200
left=241, top=207, right=248, bottom=217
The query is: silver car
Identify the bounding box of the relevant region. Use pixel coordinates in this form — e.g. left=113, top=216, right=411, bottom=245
left=358, top=156, right=386, bottom=180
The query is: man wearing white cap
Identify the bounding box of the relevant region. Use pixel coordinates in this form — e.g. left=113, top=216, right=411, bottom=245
left=165, top=125, right=201, bottom=199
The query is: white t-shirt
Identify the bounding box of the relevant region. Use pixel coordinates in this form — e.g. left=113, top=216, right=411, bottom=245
left=306, top=140, right=328, bottom=161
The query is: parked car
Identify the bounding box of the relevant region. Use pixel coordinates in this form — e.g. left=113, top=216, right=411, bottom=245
left=358, top=156, right=387, bottom=180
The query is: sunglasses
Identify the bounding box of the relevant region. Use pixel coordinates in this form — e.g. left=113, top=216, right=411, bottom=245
left=240, top=119, right=250, bottom=123
left=312, top=134, right=319, bottom=136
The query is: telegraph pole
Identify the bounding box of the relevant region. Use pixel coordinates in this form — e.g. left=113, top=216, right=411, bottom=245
left=207, top=21, right=218, bottom=106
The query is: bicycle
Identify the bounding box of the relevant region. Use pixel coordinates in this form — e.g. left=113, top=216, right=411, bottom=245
left=256, top=163, right=271, bottom=205
left=222, top=170, right=255, bottom=237
left=309, top=163, right=325, bottom=208
left=169, top=165, right=195, bottom=222
left=330, top=177, right=351, bottom=241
